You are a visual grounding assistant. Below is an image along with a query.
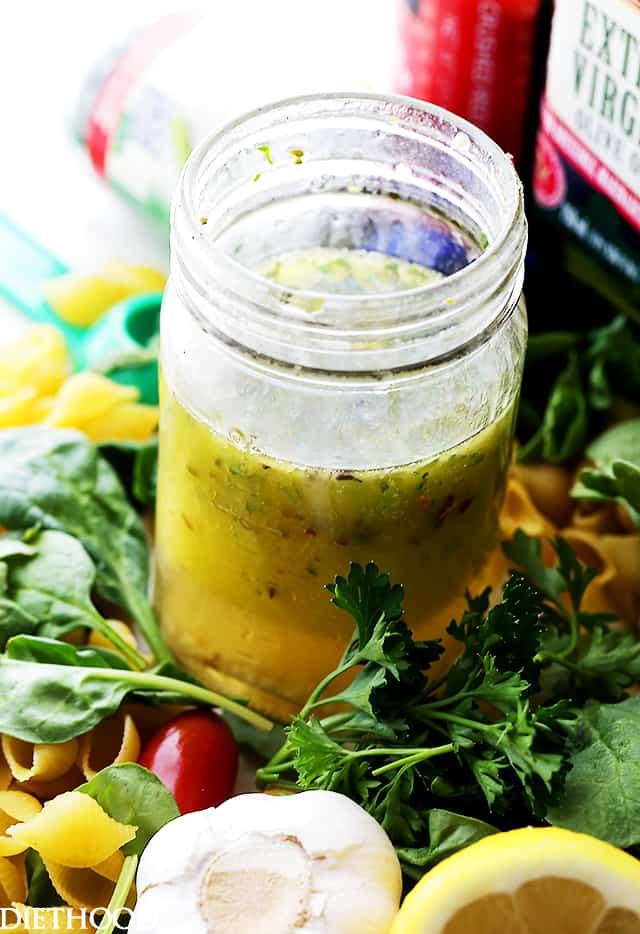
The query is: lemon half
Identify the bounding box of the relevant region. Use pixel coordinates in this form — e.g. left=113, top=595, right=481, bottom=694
left=391, top=827, right=640, bottom=934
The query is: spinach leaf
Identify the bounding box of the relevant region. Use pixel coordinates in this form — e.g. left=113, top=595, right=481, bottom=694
left=98, top=437, right=158, bottom=508
left=0, top=643, right=271, bottom=742
left=572, top=421, right=640, bottom=527
left=397, top=810, right=498, bottom=877
left=225, top=711, right=288, bottom=762
left=547, top=696, right=640, bottom=848
left=0, top=530, right=145, bottom=667
left=585, top=419, right=640, bottom=467
left=0, top=538, right=37, bottom=561
left=0, top=428, right=170, bottom=662
left=25, top=850, right=64, bottom=908
left=79, top=763, right=177, bottom=934
left=6, top=634, right=130, bottom=670
left=518, top=352, right=588, bottom=463
left=79, top=763, right=179, bottom=855
left=585, top=317, right=640, bottom=410
left=518, top=315, right=640, bottom=463
left=573, top=462, right=640, bottom=527
left=0, top=657, right=133, bottom=742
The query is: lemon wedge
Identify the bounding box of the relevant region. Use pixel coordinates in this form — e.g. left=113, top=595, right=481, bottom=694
left=391, top=827, right=640, bottom=934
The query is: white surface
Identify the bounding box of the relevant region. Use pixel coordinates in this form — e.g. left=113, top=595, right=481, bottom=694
left=0, top=1, right=396, bottom=343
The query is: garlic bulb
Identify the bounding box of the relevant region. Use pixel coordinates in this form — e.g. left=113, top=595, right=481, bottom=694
left=129, top=790, right=402, bottom=933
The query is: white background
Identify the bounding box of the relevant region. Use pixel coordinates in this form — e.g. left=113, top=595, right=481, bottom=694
left=0, top=1, right=396, bottom=340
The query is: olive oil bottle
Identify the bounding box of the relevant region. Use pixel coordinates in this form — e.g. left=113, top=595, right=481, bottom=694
left=531, top=0, right=640, bottom=323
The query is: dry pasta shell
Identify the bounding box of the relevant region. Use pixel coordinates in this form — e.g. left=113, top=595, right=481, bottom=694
left=82, top=401, right=159, bottom=444
left=500, top=476, right=557, bottom=543
left=88, top=620, right=138, bottom=657
left=2, top=736, right=79, bottom=783
left=78, top=712, right=141, bottom=780
left=0, top=387, right=40, bottom=429
left=6, top=792, right=136, bottom=868
left=45, top=373, right=139, bottom=431
left=0, top=326, right=69, bottom=397
left=0, top=753, right=11, bottom=793
left=598, top=534, right=640, bottom=623
left=14, top=766, right=87, bottom=802
left=0, top=791, right=42, bottom=857
left=121, top=704, right=187, bottom=743
left=10, top=902, right=95, bottom=933
left=615, top=502, right=638, bottom=533
left=570, top=499, right=621, bottom=535
left=0, top=856, right=27, bottom=908
left=511, top=463, right=574, bottom=526
left=560, top=528, right=620, bottom=617
left=44, top=851, right=134, bottom=912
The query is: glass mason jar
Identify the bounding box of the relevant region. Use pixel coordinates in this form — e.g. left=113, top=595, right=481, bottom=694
left=155, top=93, right=527, bottom=720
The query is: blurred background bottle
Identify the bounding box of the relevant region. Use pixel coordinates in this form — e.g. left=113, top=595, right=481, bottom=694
left=529, top=0, right=640, bottom=325
left=395, top=0, right=547, bottom=167
left=72, top=4, right=393, bottom=231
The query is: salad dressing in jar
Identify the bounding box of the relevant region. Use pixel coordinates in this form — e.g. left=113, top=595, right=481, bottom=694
left=155, top=94, right=527, bottom=719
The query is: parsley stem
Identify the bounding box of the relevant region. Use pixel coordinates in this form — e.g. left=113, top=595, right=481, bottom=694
left=419, top=710, right=495, bottom=732
left=371, top=743, right=454, bottom=776
left=303, top=665, right=353, bottom=715
left=260, top=665, right=355, bottom=775
left=547, top=613, right=580, bottom=661
left=256, top=759, right=296, bottom=778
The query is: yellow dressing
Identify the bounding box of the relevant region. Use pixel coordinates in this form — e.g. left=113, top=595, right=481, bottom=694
left=155, top=386, right=515, bottom=717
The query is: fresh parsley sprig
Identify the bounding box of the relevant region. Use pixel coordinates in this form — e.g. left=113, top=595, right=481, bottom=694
left=259, top=533, right=640, bottom=874
left=504, top=530, right=640, bottom=702
left=257, top=560, right=571, bottom=857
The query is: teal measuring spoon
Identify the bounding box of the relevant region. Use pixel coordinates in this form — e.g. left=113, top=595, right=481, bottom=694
left=0, top=213, right=162, bottom=404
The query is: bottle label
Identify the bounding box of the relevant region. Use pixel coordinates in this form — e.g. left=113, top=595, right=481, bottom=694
left=396, top=0, right=541, bottom=160
left=534, top=0, right=640, bottom=286
left=84, top=10, right=205, bottom=226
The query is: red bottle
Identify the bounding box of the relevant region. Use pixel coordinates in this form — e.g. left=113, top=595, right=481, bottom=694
left=396, top=0, right=542, bottom=163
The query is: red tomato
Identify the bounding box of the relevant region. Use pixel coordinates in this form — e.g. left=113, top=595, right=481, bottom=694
left=139, top=710, right=238, bottom=813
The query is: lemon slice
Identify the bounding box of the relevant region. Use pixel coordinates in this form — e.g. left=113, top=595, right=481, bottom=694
left=391, top=828, right=640, bottom=934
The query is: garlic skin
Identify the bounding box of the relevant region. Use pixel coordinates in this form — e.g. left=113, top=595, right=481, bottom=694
left=129, top=789, right=402, bottom=934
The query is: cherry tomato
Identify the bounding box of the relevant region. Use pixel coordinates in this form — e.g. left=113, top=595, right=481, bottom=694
left=139, top=710, right=238, bottom=813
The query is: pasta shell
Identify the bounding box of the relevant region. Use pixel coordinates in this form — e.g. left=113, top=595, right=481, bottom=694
left=0, top=387, right=40, bottom=429
left=511, top=463, right=573, bottom=526
left=0, top=856, right=27, bottom=908
left=2, top=736, right=79, bottom=783
left=82, top=402, right=159, bottom=444
left=14, top=767, right=86, bottom=803
left=44, top=851, right=129, bottom=911
left=0, top=326, right=69, bottom=397
left=88, top=621, right=138, bottom=658
left=571, top=500, right=620, bottom=535
left=500, top=476, right=557, bottom=543
left=6, top=792, right=136, bottom=868
left=0, top=791, right=42, bottom=856
left=78, top=713, right=141, bottom=781
left=598, top=534, right=640, bottom=623
left=121, top=704, right=187, bottom=737
left=560, top=529, right=619, bottom=617
left=0, top=752, right=11, bottom=793
left=45, top=373, right=138, bottom=431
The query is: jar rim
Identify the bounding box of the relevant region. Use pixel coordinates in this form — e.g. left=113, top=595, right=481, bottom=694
left=170, top=92, right=526, bottom=371
left=176, top=90, right=523, bottom=301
